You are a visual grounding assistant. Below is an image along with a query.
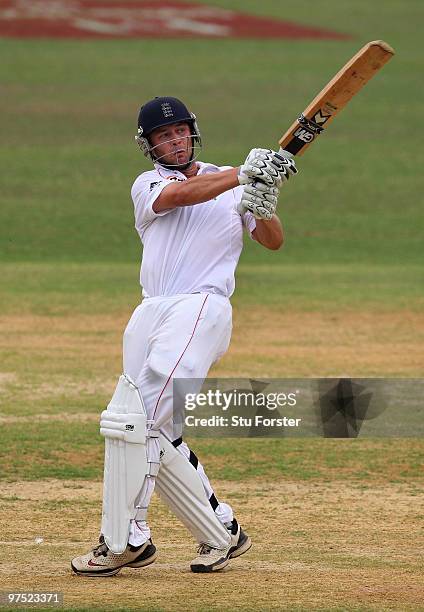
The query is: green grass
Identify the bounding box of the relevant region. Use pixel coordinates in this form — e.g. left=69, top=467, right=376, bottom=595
left=0, top=418, right=422, bottom=483
left=0, top=421, right=101, bottom=480
left=0, top=262, right=422, bottom=315
left=0, top=2, right=423, bottom=486
left=0, top=1, right=423, bottom=268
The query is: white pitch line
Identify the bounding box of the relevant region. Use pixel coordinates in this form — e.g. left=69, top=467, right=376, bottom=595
left=0, top=540, right=191, bottom=548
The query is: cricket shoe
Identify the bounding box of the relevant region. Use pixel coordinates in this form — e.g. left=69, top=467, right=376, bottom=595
left=190, top=518, right=252, bottom=573
left=71, top=535, right=157, bottom=577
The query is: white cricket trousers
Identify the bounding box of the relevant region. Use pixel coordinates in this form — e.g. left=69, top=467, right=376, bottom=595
left=122, top=292, right=233, bottom=545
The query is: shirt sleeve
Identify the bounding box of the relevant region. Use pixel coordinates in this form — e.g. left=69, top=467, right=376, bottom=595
left=131, top=176, right=177, bottom=237
left=231, top=183, right=257, bottom=239
left=242, top=210, right=257, bottom=238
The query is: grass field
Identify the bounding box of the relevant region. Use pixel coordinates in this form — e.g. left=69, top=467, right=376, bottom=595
left=0, top=0, right=423, bottom=610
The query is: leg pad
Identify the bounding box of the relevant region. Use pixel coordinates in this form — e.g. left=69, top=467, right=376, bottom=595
left=156, top=435, right=231, bottom=549
left=100, top=375, right=148, bottom=553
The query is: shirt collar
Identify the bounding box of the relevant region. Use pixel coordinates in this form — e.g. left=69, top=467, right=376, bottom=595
left=154, top=163, right=187, bottom=180
left=195, top=161, right=221, bottom=174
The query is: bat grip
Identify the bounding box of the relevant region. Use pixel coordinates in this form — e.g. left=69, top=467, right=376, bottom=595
left=278, top=148, right=294, bottom=158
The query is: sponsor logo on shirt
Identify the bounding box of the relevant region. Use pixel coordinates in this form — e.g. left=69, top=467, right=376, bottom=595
left=150, top=177, right=184, bottom=192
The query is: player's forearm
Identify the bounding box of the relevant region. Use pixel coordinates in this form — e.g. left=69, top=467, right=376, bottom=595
left=252, top=215, right=284, bottom=250
left=154, top=168, right=239, bottom=211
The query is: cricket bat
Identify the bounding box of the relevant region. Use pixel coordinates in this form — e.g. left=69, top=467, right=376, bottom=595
left=279, top=40, right=395, bottom=156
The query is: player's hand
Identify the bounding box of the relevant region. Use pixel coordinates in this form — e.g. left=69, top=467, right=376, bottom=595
left=238, top=181, right=279, bottom=220
left=238, top=148, right=298, bottom=187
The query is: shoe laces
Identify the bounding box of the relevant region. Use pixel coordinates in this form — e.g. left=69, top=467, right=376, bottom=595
left=196, top=543, right=214, bottom=556
left=92, top=540, right=108, bottom=557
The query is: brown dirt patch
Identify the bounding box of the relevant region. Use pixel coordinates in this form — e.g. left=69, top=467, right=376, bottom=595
left=0, top=479, right=422, bottom=610
left=0, top=309, right=422, bottom=391
left=219, top=307, right=424, bottom=376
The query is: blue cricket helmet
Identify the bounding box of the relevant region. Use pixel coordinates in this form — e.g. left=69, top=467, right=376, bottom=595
left=135, top=96, right=202, bottom=166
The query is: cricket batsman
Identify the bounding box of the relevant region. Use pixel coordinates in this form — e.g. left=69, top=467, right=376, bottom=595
left=71, top=96, right=298, bottom=576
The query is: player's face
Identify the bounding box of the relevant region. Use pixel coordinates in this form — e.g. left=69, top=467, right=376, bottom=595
left=149, top=122, right=193, bottom=167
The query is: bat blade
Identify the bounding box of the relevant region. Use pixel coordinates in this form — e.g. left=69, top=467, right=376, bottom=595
left=279, top=40, right=395, bottom=156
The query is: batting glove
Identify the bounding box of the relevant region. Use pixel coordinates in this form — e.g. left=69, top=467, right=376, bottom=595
left=239, top=181, right=279, bottom=220
left=238, top=148, right=298, bottom=187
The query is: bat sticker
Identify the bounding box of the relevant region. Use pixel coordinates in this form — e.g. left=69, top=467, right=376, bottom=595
left=293, top=128, right=315, bottom=143
left=312, top=110, right=332, bottom=125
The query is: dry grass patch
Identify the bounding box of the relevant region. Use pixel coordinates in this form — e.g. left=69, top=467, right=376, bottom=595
left=219, top=308, right=424, bottom=376
left=0, top=479, right=423, bottom=611
left=1, top=308, right=423, bottom=391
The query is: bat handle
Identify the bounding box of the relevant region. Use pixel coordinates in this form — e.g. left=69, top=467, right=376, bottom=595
left=278, top=148, right=294, bottom=158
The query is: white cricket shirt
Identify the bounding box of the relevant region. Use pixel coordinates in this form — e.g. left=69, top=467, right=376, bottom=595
left=131, top=161, right=257, bottom=298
